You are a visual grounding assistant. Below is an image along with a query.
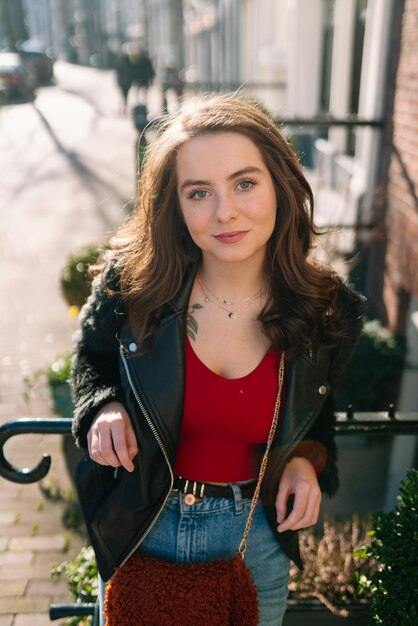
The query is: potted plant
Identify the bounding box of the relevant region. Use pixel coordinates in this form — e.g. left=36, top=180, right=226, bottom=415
left=328, top=319, right=408, bottom=522
left=335, top=318, right=406, bottom=412
left=47, top=353, right=73, bottom=418
left=23, top=352, right=73, bottom=418
left=59, top=242, right=104, bottom=309
left=284, top=515, right=374, bottom=625
left=52, top=545, right=98, bottom=626
left=355, top=468, right=418, bottom=625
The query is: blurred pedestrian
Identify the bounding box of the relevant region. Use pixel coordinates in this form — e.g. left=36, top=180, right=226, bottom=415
left=132, top=102, right=149, bottom=180
left=131, top=50, right=155, bottom=102
left=160, top=62, right=184, bottom=112
left=115, top=50, right=134, bottom=114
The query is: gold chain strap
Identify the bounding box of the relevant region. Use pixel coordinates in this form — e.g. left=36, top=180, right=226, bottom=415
left=238, top=352, right=285, bottom=559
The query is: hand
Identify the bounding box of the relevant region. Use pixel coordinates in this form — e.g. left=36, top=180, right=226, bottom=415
left=87, top=401, right=138, bottom=472
left=275, top=456, right=321, bottom=533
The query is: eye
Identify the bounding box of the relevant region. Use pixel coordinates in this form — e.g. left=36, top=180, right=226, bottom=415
left=237, top=179, right=257, bottom=191
left=188, top=189, right=209, bottom=200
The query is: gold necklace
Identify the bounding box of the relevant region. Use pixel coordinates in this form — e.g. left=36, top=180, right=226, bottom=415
left=197, top=274, right=265, bottom=319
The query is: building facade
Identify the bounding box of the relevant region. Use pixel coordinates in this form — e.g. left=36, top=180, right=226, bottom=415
left=368, top=0, right=418, bottom=505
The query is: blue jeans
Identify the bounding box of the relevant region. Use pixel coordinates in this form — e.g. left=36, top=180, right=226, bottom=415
left=99, top=484, right=290, bottom=625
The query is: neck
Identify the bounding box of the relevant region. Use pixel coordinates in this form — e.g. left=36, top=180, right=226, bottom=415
left=199, top=256, right=267, bottom=300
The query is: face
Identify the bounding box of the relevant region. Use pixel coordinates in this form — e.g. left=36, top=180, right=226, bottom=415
left=176, top=132, right=277, bottom=269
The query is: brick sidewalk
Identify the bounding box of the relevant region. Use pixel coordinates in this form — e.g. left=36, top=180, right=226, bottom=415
left=0, top=430, right=85, bottom=625
left=0, top=305, right=86, bottom=625
left=0, top=371, right=85, bottom=625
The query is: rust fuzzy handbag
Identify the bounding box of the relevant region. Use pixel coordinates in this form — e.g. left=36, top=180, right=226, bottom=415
left=104, top=354, right=285, bottom=626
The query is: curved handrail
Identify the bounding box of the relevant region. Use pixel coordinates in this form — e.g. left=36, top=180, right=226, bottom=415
left=2, top=412, right=418, bottom=483
left=0, top=418, right=72, bottom=484
left=49, top=602, right=96, bottom=620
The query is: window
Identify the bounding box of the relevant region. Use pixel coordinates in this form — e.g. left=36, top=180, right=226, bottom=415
left=347, top=0, right=368, bottom=155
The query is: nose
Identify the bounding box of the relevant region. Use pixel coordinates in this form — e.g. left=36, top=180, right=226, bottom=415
left=215, top=193, right=237, bottom=223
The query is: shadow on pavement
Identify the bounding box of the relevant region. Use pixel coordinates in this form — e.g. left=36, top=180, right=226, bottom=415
left=31, top=100, right=131, bottom=221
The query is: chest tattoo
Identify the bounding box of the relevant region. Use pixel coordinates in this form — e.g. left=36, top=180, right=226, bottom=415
left=186, top=303, right=203, bottom=341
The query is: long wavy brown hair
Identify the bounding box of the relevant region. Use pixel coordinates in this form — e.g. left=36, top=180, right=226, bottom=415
left=102, top=93, right=344, bottom=358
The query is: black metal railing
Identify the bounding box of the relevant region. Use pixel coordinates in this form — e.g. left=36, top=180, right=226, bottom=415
left=2, top=410, right=418, bottom=485
left=0, top=417, right=72, bottom=484
left=335, top=407, right=418, bottom=435
left=49, top=602, right=97, bottom=621
left=273, top=116, right=384, bottom=129
left=182, top=81, right=383, bottom=128
left=1, top=409, right=417, bottom=622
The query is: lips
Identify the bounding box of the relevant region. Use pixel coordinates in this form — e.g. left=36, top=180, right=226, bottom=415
left=213, top=231, right=249, bottom=244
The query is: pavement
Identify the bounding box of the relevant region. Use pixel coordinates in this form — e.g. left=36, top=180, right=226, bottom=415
left=0, top=440, right=84, bottom=626
left=0, top=61, right=160, bottom=625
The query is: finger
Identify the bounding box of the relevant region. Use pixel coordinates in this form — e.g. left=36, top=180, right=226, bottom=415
left=90, top=450, right=112, bottom=466
left=87, top=425, right=98, bottom=457
left=311, top=491, right=322, bottom=525
left=299, top=489, right=322, bottom=528
left=88, top=420, right=113, bottom=465
left=125, top=422, right=139, bottom=461
left=279, top=487, right=321, bottom=532
left=275, top=481, right=290, bottom=525
left=111, top=421, right=135, bottom=472
left=88, top=429, right=110, bottom=465
left=277, top=484, right=310, bottom=532
left=97, top=425, right=123, bottom=467
left=89, top=435, right=112, bottom=466
left=291, top=490, right=321, bottom=530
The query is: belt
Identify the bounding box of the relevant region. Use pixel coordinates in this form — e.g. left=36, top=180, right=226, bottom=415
left=172, top=476, right=257, bottom=502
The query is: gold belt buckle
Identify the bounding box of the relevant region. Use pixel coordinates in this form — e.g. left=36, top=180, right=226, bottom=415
left=183, top=480, right=205, bottom=505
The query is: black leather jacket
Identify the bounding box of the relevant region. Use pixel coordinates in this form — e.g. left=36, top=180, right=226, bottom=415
left=71, top=266, right=364, bottom=581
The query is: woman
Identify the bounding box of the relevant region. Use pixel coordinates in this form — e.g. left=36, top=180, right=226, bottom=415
left=71, top=94, right=364, bottom=626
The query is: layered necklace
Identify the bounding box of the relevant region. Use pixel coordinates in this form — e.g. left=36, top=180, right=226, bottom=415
left=197, top=274, right=265, bottom=319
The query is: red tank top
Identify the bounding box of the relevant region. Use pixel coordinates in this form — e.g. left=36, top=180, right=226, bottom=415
left=173, top=337, right=284, bottom=483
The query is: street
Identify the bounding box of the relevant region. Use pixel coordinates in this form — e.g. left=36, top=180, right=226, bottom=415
left=0, top=61, right=147, bottom=625
left=0, top=61, right=141, bottom=423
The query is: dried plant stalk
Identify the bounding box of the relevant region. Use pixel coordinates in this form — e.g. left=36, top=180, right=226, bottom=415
left=288, top=515, right=375, bottom=616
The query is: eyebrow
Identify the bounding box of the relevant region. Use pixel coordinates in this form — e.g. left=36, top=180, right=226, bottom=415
left=179, top=166, right=264, bottom=192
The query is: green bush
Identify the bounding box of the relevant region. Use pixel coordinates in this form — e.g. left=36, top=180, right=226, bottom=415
left=335, top=319, right=406, bottom=411
left=356, top=469, right=418, bottom=625
left=59, top=243, right=103, bottom=309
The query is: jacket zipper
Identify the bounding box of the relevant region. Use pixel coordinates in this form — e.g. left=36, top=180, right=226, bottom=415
left=119, top=346, right=174, bottom=567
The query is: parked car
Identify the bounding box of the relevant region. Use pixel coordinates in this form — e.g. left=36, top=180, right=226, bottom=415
left=19, top=48, right=54, bottom=85
left=0, top=52, right=36, bottom=100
